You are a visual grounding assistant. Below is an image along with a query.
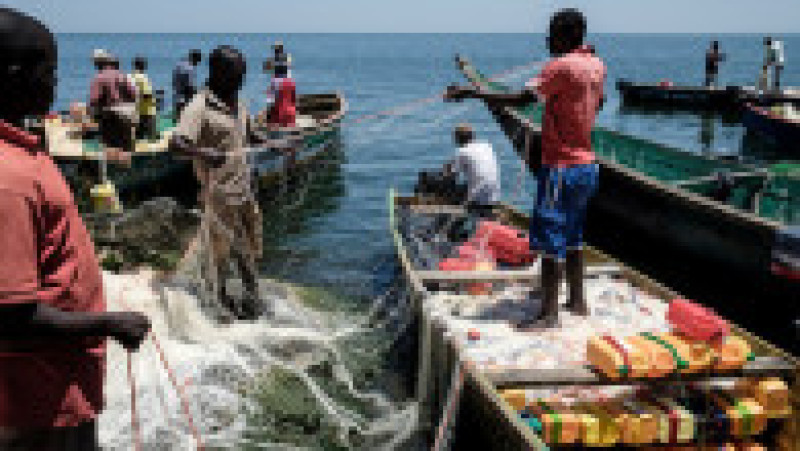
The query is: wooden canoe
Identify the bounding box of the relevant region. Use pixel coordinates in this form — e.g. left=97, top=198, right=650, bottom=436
left=617, top=79, right=800, bottom=113
left=249, top=92, right=346, bottom=185
left=458, top=56, right=799, bottom=352
left=390, top=191, right=799, bottom=450
left=47, top=93, right=346, bottom=210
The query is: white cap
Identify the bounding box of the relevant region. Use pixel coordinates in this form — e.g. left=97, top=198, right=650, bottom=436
left=93, top=48, right=112, bottom=62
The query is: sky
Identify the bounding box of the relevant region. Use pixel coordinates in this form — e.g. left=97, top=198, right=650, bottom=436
left=4, top=0, right=800, bottom=34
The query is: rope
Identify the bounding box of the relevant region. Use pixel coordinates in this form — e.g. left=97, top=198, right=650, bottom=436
left=149, top=332, right=205, bottom=450
left=431, top=360, right=466, bottom=451
left=127, top=352, right=142, bottom=451
left=349, top=59, right=542, bottom=126
left=117, top=288, right=205, bottom=450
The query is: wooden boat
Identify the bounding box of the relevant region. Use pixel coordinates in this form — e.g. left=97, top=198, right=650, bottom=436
left=457, top=56, right=799, bottom=351
left=391, top=191, right=798, bottom=450
left=46, top=92, right=346, bottom=209
left=742, top=102, right=800, bottom=149
left=617, top=79, right=742, bottom=111
left=617, top=79, right=800, bottom=113
left=249, top=93, right=346, bottom=186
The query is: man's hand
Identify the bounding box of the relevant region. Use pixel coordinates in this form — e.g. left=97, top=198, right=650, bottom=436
left=444, top=84, right=475, bottom=102
left=105, top=312, right=151, bottom=351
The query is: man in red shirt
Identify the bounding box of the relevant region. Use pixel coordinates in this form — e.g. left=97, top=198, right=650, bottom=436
left=446, top=9, right=606, bottom=328
left=0, top=7, right=150, bottom=450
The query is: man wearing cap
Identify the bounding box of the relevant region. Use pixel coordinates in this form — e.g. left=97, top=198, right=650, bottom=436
left=89, top=50, right=137, bottom=153
left=172, top=49, right=202, bottom=118
left=0, top=7, right=150, bottom=449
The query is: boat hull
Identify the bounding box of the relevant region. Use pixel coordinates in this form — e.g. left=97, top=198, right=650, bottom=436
left=617, top=79, right=741, bottom=112
left=742, top=103, right=800, bottom=150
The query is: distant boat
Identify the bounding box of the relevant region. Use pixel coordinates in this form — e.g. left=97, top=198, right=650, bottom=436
left=249, top=92, right=346, bottom=186
left=742, top=102, right=800, bottom=150
left=45, top=92, right=346, bottom=209
left=617, top=79, right=800, bottom=116
left=617, top=79, right=742, bottom=112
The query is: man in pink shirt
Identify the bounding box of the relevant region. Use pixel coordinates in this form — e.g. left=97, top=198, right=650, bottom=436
left=89, top=51, right=137, bottom=153
left=446, top=9, right=606, bottom=328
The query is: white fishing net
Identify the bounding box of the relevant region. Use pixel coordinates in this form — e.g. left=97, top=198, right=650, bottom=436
left=95, top=60, right=544, bottom=450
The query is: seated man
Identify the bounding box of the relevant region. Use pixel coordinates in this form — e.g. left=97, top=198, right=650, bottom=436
left=443, top=123, right=500, bottom=216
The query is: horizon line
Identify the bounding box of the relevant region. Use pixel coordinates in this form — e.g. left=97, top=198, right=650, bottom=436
left=54, top=31, right=800, bottom=35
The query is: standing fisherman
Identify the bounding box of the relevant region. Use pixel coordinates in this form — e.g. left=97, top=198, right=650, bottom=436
left=704, top=40, right=725, bottom=87
left=764, top=37, right=786, bottom=90
left=446, top=8, right=606, bottom=328
left=130, top=56, right=158, bottom=141
left=89, top=51, right=137, bottom=153
left=172, top=49, right=202, bottom=119
left=0, top=7, right=150, bottom=449
left=169, top=46, right=275, bottom=321
left=264, top=42, right=297, bottom=127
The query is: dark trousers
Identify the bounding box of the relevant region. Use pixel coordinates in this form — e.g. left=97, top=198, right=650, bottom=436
left=774, top=65, right=783, bottom=89
left=705, top=71, right=718, bottom=87
left=0, top=421, right=99, bottom=451
left=99, top=110, right=133, bottom=152
left=136, top=114, right=157, bottom=140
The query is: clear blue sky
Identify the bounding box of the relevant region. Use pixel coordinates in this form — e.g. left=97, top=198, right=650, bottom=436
left=5, top=0, right=800, bottom=33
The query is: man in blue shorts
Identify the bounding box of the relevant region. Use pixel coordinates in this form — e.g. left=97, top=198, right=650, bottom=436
left=446, top=9, right=606, bottom=327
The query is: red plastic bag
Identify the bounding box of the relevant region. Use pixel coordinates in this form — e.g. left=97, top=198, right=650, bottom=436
left=438, top=257, right=494, bottom=295
left=667, top=298, right=730, bottom=342
left=472, top=220, right=535, bottom=266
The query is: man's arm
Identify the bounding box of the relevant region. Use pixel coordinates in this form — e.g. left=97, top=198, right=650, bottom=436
left=167, top=94, right=228, bottom=166
left=445, top=84, right=539, bottom=107
left=0, top=193, right=149, bottom=350
left=168, top=134, right=226, bottom=167
left=0, top=303, right=150, bottom=350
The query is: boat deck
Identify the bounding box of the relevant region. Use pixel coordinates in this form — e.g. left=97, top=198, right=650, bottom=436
left=392, top=194, right=798, bottom=450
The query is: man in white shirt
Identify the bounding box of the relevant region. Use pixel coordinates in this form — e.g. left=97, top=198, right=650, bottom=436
left=765, top=37, right=786, bottom=90
left=444, top=123, right=500, bottom=213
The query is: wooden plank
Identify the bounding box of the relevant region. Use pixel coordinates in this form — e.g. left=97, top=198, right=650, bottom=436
left=416, top=264, right=620, bottom=283
left=486, top=356, right=796, bottom=389
left=408, top=204, right=470, bottom=216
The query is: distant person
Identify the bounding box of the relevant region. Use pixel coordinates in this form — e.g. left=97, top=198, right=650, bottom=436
left=443, top=123, right=500, bottom=215
left=265, top=42, right=296, bottom=127
left=704, top=40, right=725, bottom=87
left=169, top=45, right=275, bottom=320
left=764, top=37, right=785, bottom=90
left=447, top=8, right=606, bottom=327
left=89, top=51, right=137, bottom=153
left=0, top=7, right=150, bottom=449
left=130, top=56, right=157, bottom=141
left=172, top=49, right=202, bottom=118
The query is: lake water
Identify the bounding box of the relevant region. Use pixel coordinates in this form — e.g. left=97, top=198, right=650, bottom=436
left=54, top=33, right=798, bottom=449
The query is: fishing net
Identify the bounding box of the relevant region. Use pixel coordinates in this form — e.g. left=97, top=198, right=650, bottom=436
left=97, top=150, right=419, bottom=450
